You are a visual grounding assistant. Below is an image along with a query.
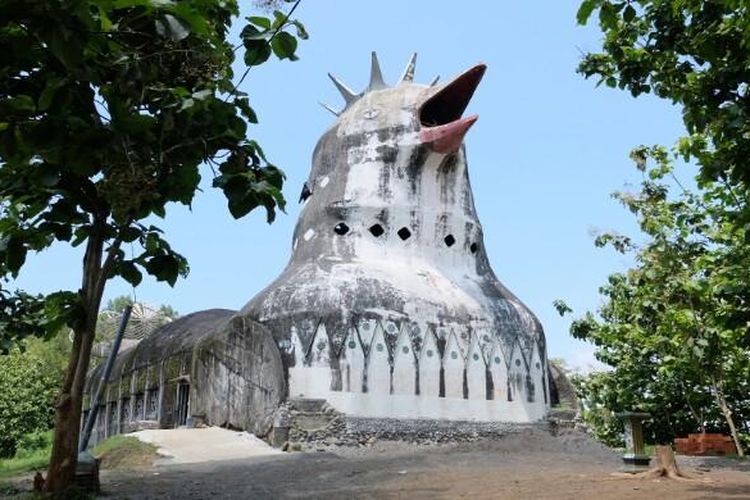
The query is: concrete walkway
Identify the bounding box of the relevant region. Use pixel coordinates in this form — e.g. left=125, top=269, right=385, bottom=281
left=130, top=427, right=282, bottom=465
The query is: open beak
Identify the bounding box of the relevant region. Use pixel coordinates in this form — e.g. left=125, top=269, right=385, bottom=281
left=418, top=64, right=486, bottom=154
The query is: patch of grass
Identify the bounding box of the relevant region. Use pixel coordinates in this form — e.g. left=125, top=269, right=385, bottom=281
left=93, top=435, right=158, bottom=470
left=0, top=431, right=51, bottom=479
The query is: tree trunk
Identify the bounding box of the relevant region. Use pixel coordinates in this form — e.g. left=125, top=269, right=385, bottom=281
left=614, top=445, right=694, bottom=480
left=713, top=385, right=745, bottom=457
left=653, top=445, right=682, bottom=478
left=44, top=225, right=110, bottom=495
left=43, top=324, right=96, bottom=494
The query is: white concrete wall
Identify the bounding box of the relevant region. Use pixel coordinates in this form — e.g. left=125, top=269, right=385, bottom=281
left=287, top=322, right=549, bottom=422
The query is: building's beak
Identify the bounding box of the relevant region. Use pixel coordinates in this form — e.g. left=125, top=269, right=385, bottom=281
left=418, top=64, right=486, bottom=154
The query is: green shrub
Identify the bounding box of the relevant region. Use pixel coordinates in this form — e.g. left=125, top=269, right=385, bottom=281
left=0, top=430, right=52, bottom=479
left=0, top=349, right=59, bottom=457
left=14, top=431, right=53, bottom=460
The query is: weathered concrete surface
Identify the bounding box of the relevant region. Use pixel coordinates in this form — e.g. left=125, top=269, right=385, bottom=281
left=192, top=316, right=284, bottom=436
left=84, top=312, right=284, bottom=443
left=130, top=428, right=281, bottom=465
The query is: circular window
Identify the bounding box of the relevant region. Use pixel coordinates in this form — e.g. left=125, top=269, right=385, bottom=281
left=535, top=362, right=541, bottom=369
left=387, top=324, right=396, bottom=333
left=427, top=349, right=434, bottom=357
left=376, top=343, right=384, bottom=352
left=494, top=357, right=501, bottom=364
left=402, top=346, right=409, bottom=354
left=362, top=322, right=370, bottom=331
left=348, top=340, right=356, bottom=349
left=412, top=326, right=421, bottom=335
left=473, top=353, right=479, bottom=361
left=515, top=359, right=521, bottom=367
left=317, top=341, right=326, bottom=351
left=451, top=351, right=458, bottom=360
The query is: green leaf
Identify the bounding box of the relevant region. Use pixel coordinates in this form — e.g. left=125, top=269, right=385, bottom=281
left=120, top=226, right=142, bottom=243
left=292, top=20, right=308, bottom=40
left=144, top=254, right=180, bottom=286
left=235, top=98, right=258, bottom=124
left=271, top=32, right=298, bottom=60
left=119, top=261, right=143, bottom=287
left=3, top=95, right=36, bottom=113
left=599, top=2, right=619, bottom=29
left=38, top=80, right=65, bottom=112
left=155, top=14, right=191, bottom=42
left=244, top=40, right=272, bottom=66
left=241, top=24, right=269, bottom=42
left=6, top=238, right=27, bottom=274
left=577, top=0, right=600, bottom=25
left=248, top=16, right=271, bottom=29
left=623, top=5, right=636, bottom=22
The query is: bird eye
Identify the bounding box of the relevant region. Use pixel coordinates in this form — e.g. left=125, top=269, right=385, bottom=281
left=363, top=108, right=380, bottom=120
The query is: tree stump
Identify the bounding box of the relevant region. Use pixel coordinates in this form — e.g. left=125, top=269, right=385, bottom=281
left=613, top=445, right=698, bottom=481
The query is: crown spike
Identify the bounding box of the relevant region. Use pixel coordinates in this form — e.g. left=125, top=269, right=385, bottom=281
left=327, top=73, right=358, bottom=104
left=318, top=101, right=340, bottom=116
left=430, top=75, right=440, bottom=86
left=399, top=53, right=417, bottom=84
left=368, top=51, right=387, bottom=90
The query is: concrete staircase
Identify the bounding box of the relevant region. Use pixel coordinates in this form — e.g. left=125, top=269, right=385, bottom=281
left=287, top=398, right=342, bottom=441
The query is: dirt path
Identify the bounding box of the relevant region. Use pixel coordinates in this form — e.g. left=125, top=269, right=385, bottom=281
left=131, top=427, right=281, bottom=465
left=99, top=431, right=750, bottom=499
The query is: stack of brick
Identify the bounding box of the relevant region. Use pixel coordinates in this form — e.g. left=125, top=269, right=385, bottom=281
left=674, top=433, right=736, bottom=456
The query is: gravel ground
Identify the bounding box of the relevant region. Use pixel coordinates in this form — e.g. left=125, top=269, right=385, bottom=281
left=93, top=429, right=749, bottom=499
left=3, top=428, right=747, bottom=499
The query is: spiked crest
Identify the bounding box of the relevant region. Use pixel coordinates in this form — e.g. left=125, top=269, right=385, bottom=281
left=320, top=51, right=439, bottom=116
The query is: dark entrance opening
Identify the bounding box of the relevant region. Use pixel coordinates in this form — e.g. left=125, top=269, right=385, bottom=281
left=176, top=381, right=190, bottom=427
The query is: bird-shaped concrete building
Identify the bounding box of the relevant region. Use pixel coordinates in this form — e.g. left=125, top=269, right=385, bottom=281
left=84, top=54, right=550, bottom=444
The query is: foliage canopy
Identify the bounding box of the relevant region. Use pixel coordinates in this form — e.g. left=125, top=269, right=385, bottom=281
left=577, top=0, right=750, bottom=199
left=571, top=0, right=750, bottom=455
left=0, top=0, right=306, bottom=491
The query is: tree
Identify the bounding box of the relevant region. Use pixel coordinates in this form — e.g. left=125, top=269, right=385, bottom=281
left=576, top=0, right=750, bottom=206
left=560, top=147, right=749, bottom=455
left=0, top=0, right=305, bottom=493
left=573, top=0, right=750, bottom=456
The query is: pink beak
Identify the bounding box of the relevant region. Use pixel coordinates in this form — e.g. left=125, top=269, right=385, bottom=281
left=420, top=115, right=478, bottom=154
left=419, top=64, right=486, bottom=154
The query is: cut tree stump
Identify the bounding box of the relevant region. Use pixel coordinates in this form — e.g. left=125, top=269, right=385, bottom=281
left=612, top=445, right=702, bottom=482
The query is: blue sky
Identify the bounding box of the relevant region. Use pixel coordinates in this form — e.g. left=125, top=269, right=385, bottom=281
left=15, top=1, right=690, bottom=371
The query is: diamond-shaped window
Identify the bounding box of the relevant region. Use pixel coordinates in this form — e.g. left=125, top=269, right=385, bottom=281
left=444, top=234, right=456, bottom=247
left=369, top=224, right=384, bottom=237
left=397, top=227, right=412, bottom=240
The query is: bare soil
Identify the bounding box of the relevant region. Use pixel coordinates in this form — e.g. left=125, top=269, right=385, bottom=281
left=4, top=429, right=749, bottom=499
left=96, top=429, right=750, bottom=499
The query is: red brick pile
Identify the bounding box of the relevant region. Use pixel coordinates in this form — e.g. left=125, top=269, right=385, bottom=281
left=674, top=433, right=736, bottom=456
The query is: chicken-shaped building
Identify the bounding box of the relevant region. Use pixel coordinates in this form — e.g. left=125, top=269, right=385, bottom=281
left=241, top=53, right=549, bottom=422
left=83, top=54, right=549, bottom=446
